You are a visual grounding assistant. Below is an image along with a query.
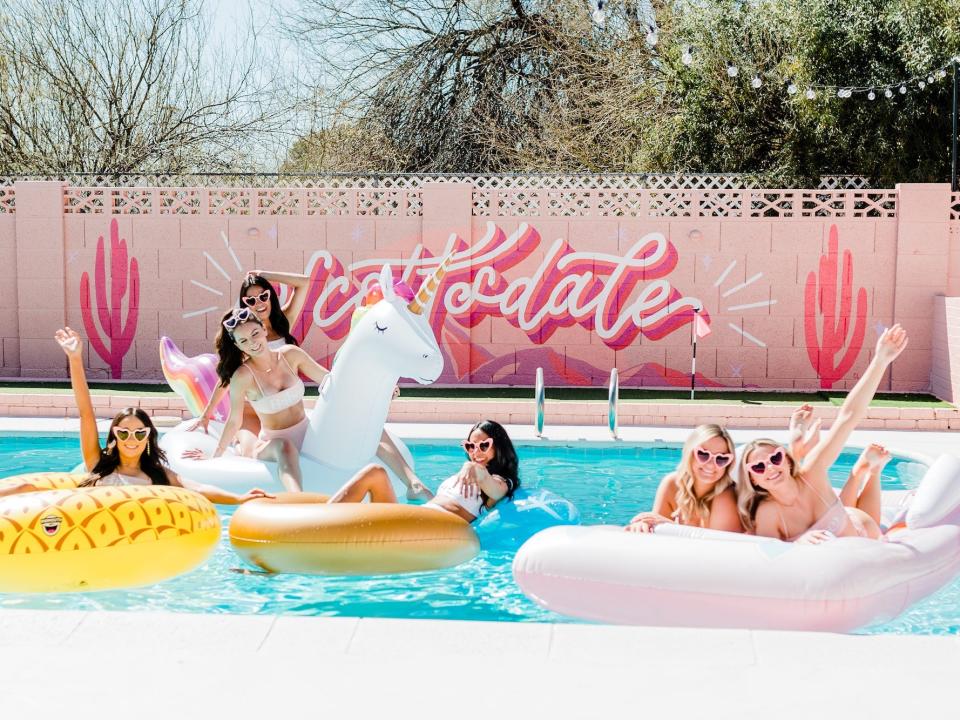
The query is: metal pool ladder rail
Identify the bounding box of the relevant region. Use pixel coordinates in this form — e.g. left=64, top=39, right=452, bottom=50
left=535, top=367, right=545, bottom=437
left=608, top=367, right=619, bottom=439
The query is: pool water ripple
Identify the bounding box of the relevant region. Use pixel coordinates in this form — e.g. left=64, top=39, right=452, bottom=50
left=0, top=435, right=956, bottom=634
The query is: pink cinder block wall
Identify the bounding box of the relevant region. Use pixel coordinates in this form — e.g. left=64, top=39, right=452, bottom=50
left=0, top=180, right=955, bottom=397
left=932, top=296, right=960, bottom=404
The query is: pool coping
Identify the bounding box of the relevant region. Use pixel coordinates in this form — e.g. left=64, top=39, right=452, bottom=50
left=1, top=608, right=958, bottom=717
left=3, top=418, right=959, bottom=716
left=1, top=390, right=958, bottom=430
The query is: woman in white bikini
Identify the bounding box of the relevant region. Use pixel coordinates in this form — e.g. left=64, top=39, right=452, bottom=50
left=184, top=308, right=425, bottom=496
left=190, top=270, right=309, bottom=455
left=0, top=327, right=272, bottom=504
left=324, top=420, right=520, bottom=524
left=735, top=324, right=909, bottom=543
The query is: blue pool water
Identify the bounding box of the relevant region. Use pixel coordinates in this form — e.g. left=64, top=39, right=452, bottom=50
left=0, top=433, right=956, bottom=634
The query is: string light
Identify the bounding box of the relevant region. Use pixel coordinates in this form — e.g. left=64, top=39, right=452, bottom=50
left=635, top=23, right=955, bottom=103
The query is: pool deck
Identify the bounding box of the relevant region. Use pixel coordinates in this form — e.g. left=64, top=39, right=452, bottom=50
left=1, top=417, right=958, bottom=717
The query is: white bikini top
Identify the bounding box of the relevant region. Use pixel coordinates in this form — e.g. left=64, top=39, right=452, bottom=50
left=96, top=472, right=151, bottom=486
left=245, top=352, right=305, bottom=415
left=430, top=473, right=511, bottom=519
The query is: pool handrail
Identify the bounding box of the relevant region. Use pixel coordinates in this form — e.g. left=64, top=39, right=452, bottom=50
left=608, top=367, right=619, bottom=439
left=535, top=367, right=545, bottom=437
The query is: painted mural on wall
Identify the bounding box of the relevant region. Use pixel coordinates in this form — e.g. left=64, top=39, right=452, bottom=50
left=172, top=220, right=806, bottom=388
left=74, top=215, right=875, bottom=388
left=804, top=225, right=869, bottom=390
left=80, top=218, right=140, bottom=379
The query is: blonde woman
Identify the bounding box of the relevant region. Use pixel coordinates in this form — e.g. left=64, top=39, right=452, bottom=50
left=626, top=424, right=742, bottom=533
left=736, top=325, right=908, bottom=543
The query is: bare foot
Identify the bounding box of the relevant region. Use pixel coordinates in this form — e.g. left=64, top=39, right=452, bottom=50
left=405, top=481, right=431, bottom=502
left=861, top=443, right=891, bottom=471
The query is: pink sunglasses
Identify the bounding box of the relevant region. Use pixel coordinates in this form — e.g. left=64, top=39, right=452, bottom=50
left=241, top=290, right=271, bottom=307
left=694, top=447, right=733, bottom=468
left=463, top=439, right=493, bottom=453
left=749, top=449, right=785, bottom=475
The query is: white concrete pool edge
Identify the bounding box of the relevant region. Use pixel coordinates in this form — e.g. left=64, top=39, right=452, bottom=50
left=3, top=419, right=958, bottom=717
left=0, top=608, right=958, bottom=718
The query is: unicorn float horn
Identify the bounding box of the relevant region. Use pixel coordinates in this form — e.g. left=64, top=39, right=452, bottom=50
left=408, top=253, right=454, bottom=315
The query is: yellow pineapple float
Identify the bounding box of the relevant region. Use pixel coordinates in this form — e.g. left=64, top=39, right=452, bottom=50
left=0, top=472, right=220, bottom=592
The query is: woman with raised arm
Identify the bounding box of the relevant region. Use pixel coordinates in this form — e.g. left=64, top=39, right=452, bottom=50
left=184, top=308, right=426, bottom=497
left=736, top=325, right=909, bottom=543
left=0, top=327, right=272, bottom=504
left=625, top=424, right=742, bottom=533
left=189, top=271, right=308, bottom=454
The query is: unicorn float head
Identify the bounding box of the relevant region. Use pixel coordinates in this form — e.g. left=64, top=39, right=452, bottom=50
left=300, top=256, right=451, bottom=469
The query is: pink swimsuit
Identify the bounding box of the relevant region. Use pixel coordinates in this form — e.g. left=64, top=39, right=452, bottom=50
left=778, top=476, right=855, bottom=541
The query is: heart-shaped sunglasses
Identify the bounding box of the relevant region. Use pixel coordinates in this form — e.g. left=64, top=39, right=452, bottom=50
left=748, top=449, right=785, bottom=475
left=114, top=427, right=150, bottom=442
left=694, top=447, right=733, bottom=468
left=462, top=439, right=493, bottom=453
left=241, top=290, right=271, bottom=307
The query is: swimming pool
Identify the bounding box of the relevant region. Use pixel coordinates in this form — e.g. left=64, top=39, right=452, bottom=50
left=1, top=433, right=955, bottom=635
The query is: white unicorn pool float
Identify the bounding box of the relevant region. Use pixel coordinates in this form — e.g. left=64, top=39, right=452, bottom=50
left=160, top=259, right=450, bottom=495
left=513, top=454, right=960, bottom=632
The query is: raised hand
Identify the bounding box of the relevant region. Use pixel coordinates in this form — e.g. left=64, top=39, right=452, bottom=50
left=874, top=324, right=908, bottom=366
left=54, top=327, right=83, bottom=358
left=789, top=404, right=822, bottom=462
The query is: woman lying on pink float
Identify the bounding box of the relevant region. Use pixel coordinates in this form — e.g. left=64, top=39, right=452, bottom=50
left=625, top=424, right=742, bottom=533
left=736, top=325, right=909, bottom=542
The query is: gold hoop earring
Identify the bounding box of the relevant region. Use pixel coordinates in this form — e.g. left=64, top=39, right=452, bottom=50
left=146, top=444, right=151, bottom=456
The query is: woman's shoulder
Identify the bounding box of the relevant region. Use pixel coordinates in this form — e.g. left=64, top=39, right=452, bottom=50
left=659, top=472, right=680, bottom=491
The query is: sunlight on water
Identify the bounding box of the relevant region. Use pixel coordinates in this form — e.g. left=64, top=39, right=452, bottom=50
left=0, top=433, right=956, bottom=634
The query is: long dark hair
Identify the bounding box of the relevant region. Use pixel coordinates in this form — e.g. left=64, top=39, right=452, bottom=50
left=467, top=419, right=520, bottom=503
left=215, top=308, right=263, bottom=384
left=240, top=274, right=298, bottom=346
left=80, top=408, right=170, bottom=487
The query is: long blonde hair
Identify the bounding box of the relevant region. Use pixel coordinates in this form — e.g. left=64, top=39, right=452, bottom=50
left=735, top=438, right=801, bottom=532
left=673, top=424, right=736, bottom=526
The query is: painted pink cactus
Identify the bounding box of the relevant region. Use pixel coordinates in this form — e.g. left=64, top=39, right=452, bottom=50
left=804, top=225, right=868, bottom=389
left=80, top=219, right=140, bottom=379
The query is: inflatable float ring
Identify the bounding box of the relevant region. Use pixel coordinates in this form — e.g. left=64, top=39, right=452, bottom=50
left=0, top=472, right=220, bottom=593
left=229, top=493, right=480, bottom=575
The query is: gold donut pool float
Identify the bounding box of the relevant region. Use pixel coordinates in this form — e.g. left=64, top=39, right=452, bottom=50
left=229, top=493, right=480, bottom=575
left=0, top=472, right=220, bottom=593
